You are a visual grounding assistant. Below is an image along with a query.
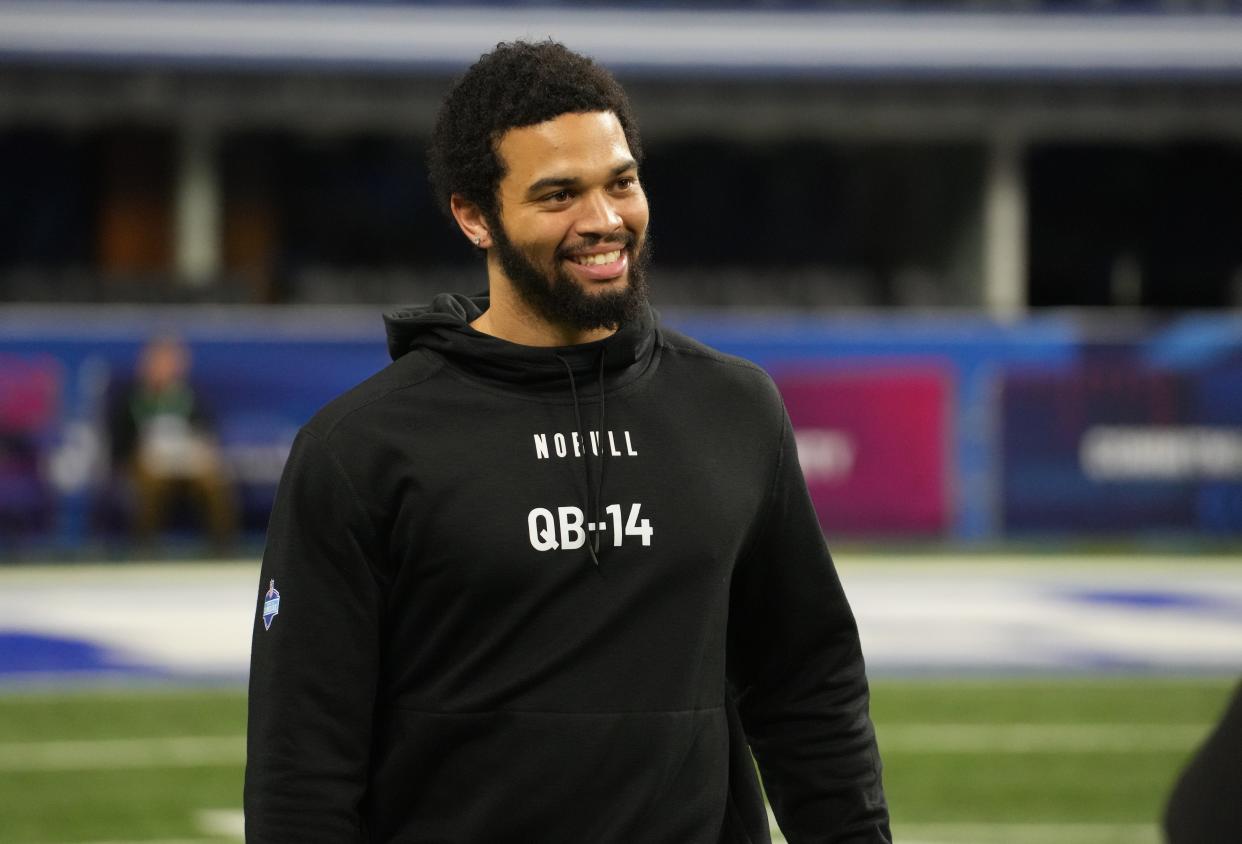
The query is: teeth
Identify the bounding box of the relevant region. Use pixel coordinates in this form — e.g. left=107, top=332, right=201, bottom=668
left=572, top=250, right=621, bottom=266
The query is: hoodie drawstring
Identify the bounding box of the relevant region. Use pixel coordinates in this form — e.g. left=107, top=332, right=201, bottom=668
left=555, top=351, right=609, bottom=566
left=595, top=350, right=608, bottom=554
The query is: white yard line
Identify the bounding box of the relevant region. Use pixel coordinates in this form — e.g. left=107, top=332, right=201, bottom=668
left=58, top=840, right=220, bottom=844
left=772, top=807, right=1160, bottom=843
left=0, top=720, right=1210, bottom=773
left=196, top=810, right=244, bottom=840
left=5, top=557, right=1242, bottom=680
left=0, top=736, right=243, bottom=771
left=834, top=555, right=1242, bottom=572
left=879, top=722, right=1211, bottom=753
left=60, top=818, right=1163, bottom=844
left=20, top=811, right=245, bottom=844
left=894, top=822, right=1160, bottom=844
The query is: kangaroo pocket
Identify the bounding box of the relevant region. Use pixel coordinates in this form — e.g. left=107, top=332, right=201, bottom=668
left=365, top=706, right=730, bottom=844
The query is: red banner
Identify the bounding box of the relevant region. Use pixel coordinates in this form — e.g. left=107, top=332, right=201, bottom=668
left=776, top=366, right=951, bottom=536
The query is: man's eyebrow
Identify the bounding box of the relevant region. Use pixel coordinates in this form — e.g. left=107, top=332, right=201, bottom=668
left=526, top=175, right=579, bottom=196
left=525, top=160, right=639, bottom=197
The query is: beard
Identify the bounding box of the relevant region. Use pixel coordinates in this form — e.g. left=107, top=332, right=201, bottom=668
left=489, top=221, right=651, bottom=334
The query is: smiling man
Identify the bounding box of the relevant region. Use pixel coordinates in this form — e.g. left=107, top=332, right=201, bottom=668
left=456, top=109, right=649, bottom=346
left=245, top=41, right=890, bottom=844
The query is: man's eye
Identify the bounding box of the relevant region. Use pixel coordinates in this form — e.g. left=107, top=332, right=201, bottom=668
left=615, top=178, right=636, bottom=191
left=546, top=190, right=572, bottom=203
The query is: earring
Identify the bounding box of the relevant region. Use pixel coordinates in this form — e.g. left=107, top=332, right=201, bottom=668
left=474, top=236, right=482, bottom=246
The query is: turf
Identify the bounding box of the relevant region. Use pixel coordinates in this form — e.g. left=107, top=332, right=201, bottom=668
left=0, top=678, right=1233, bottom=842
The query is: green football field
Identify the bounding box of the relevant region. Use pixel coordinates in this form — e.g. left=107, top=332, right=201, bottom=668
left=0, top=677, right=1233, bottom=844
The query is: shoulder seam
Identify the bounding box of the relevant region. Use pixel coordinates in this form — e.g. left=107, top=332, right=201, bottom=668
left=312, top=351, right=446, bottom=439
left=658, top=336, right=767, bottom=375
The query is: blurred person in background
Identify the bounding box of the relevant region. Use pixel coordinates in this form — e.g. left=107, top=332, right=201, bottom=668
left=246, top=40, right=889, bottom=844
left=1163, top=678, right=1242, bottom=844
left=108, top=334, right=235, bottom=553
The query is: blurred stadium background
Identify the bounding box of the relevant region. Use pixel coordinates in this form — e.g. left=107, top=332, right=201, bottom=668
left=2, top=1, right=1242, bottom=842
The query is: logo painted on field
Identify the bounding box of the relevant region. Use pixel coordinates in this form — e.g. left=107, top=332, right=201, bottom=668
left=262, top=580, right=281, bottom=630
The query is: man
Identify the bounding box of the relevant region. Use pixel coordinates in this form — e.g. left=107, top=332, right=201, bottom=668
left=246, top=40, right=890, bottom=843
left=109, top=335, right=234, bottom=551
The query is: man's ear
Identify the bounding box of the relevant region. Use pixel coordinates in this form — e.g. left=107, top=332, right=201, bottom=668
left=449, top=194, right=492, bottom=250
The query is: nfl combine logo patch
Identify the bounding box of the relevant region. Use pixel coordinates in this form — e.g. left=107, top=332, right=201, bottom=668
left=262, top=580, right=281, bottom=630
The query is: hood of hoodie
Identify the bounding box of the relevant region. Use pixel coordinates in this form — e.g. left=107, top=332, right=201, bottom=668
left=384, top=292, right=658, bottom=396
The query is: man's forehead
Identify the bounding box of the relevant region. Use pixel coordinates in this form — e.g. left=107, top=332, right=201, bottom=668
left=496, top=111, right=633, bottom=182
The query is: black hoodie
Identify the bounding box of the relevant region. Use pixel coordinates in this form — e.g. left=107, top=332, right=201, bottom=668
left=245, top=293, right=890, bottom=843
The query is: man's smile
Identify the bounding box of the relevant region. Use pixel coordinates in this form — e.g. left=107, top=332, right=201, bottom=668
left=570, top=249, right=622, bottom=266
left=564, top=249, right=629, bottom=281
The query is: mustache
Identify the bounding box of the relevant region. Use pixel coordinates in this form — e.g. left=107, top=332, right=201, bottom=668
left=556, top=232, right=636, bottom=260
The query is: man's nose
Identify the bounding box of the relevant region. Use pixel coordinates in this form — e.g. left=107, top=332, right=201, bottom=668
left=575, top=191, right=623, bottom=236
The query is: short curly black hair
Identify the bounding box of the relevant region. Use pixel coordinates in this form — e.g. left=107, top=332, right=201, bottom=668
left=427, top=40, right=643, bottom=225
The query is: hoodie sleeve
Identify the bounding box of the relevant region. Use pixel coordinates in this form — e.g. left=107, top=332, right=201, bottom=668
left=245, top=428, right=385, bottom=843
left=727, top=409, right=891, bottom=844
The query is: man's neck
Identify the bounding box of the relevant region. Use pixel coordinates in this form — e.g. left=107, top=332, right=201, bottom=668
left=471, top=273, right=616, bottom=348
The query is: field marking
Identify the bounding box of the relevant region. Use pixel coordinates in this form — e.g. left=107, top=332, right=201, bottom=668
left=62, top=840, right=221, bottom=844
left=879, top=722, right=1210, bottom=753
left=770, top=811, right=1158, bottom=844
left=200, top=807, right=1154, bottom=844
left=0, top=721, right=1210, bottom=772
left=772, top=806, right=1160, bottom=843
left=17, top=811, right=246, bottom=844
left=53, top=823, right=1165, bottom=844
left=196, top=810, right=244, bottom=840
left=6, top=557, right=1242, bottom=682
left=59, top=840, right=221, bottom=844
left=895, top=822, right=1160, bottom=844
left=0, top=736, right=243, bottom=771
